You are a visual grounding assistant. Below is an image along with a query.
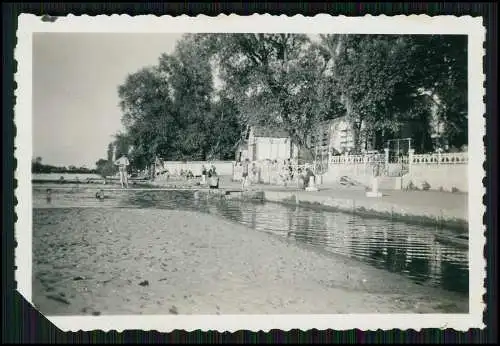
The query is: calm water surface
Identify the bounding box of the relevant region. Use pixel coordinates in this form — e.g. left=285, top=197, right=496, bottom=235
left=34, top=187, right=469, bottom=295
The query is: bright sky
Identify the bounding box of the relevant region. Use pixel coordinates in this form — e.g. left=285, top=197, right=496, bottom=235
left=33, top=33, right=183, bottom=168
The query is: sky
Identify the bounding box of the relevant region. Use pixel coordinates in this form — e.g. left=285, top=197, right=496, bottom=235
left=33, top=33, right=184, bottom=168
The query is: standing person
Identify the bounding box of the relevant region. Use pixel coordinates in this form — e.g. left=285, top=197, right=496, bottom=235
left=201, top=165, right=207, bottom=185
left=251, top=162, right=259, bottom=184
left=208, top=165, right=219, bottom=189
left=150, top=162, right=156, bottom=181
left=114, top=154, right=130, bottom=188
left=304, top=166, right=316, bottom=190
left=241, top=158, right=250, bottom=190
left=287, top=159, right=294, bottom=183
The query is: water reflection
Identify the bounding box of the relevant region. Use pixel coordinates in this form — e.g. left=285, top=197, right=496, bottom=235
left=33, top=188, right=469, bottom=295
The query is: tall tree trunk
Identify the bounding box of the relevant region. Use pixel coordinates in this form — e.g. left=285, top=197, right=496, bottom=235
left=352, top=122, right=362, bottom=154
left=342, top=93, right=362, bottom=153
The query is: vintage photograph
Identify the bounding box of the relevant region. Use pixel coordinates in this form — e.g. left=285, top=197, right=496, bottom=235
left=16, top=14, right=485, bottom=331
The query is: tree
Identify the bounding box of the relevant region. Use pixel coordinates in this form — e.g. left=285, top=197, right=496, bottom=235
left=206, top=92, right=243, bottom=160
left=317, top=34, right=467, bottom=153
left=107, top=142, right=114, bottom=162
left=317, top=35, right=412, bottom=152
left=113, top=132, right=131, bottom=159
left=118, top=66, right=176, bottom=168
left=95, top=158, right=115, bottom=180
left=408, top=35, right=468, bottom=149
left=116, top=34, right=243, bottom=165
left=207, top=34, right=342, bottom=157
left=157, top=35, right=215, bottom=160
left=32, top=156, right=43, bottom=173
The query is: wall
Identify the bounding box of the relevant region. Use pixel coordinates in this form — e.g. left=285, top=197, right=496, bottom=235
left=158, top=161, right=234, bottom=177
left=251, top=137, right=292, bottom=161
left=232, top=150, right=469, bottom=193
left=324, top=162, right=467, bottom=192
left=233, top=161, right=310, bottom=186
left=321, top=164, right=375, bottom=187
left=403, top=164, right=468, bottom=192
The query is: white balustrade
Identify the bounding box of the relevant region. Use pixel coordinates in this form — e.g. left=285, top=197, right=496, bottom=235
left=329, top=151, right=467, bottom=166
left=232, top=150, right=468, bottom=185
left=412, top=152, right=468, bottom=164
left=329, top=153, right=385, bottom=165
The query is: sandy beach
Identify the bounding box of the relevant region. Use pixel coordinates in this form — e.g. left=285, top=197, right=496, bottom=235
left=33, top=207, right=468, bottom=316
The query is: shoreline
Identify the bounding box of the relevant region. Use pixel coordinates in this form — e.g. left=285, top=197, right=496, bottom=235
left=32, top=179, right=469, bottom=232
left=149, top=177, right=468, bottom=232
left=260, top=190, right=468, bottom=233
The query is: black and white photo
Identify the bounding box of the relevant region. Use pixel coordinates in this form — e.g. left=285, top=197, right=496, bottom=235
left=15, top=14, right=486, bottom=332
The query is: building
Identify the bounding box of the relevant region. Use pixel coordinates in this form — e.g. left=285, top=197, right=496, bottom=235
left=235, top=125, right=299, bottom=162
left=327, top=117, right=356, bottom=154
left=235, top=120, right=357, bottom=164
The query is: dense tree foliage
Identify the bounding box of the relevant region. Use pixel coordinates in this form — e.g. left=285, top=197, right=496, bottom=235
left=108, top=33, right=467, bottom=168
left=32, top=157, right=96, bottom=174
left=115, top=35, right=242, bottom=169
left=317, top=34, right=467, bottom=153
left=95, top=158, right=115, bottom=178
left=204, top=34, right=345, bottom=156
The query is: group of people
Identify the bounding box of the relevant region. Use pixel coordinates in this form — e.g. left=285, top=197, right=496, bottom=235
left=114, top=154, right=316, bottom=192
left=113, top=155, right=222, bottom=189
left=238, top=158, right=317, bottom=191
left=240, top=159, right=260, bottom=190
left=201, top=165, right=219, bottom=188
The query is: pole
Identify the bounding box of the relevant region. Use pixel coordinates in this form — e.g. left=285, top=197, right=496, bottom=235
left=295, top=163, right=300, bottom=204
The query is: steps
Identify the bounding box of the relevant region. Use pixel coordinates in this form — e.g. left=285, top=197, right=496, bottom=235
left=321, top=175, right=403, bottom=191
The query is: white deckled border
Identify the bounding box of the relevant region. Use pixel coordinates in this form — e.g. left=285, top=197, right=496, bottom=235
left=15, top=13, right=486, bottom=332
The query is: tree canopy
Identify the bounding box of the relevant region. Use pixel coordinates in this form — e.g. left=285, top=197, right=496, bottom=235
left=205, top=34, right=345, bottom=154
left=315, top=34, right=467, bottom=153
left=106, top=33, right=467, bottom=169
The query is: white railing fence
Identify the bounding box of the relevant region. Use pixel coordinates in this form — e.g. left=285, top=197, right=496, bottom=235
left=411, top=152, right=468, bottom=165
left=330, top=150, right=467, bottom=168
left=330, top=153, right=385, bottom=165
left=231, top=150, right=468, bottom=186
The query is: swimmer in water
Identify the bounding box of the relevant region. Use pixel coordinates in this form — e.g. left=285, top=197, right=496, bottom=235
left=96, top=189, right=105, bottom=200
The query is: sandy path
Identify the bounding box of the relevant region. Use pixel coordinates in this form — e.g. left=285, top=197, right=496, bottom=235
left=33, top=208, right=467, bottom=316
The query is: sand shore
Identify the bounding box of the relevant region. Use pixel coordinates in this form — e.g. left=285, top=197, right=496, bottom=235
left=33, top=207, right=467, bottom=316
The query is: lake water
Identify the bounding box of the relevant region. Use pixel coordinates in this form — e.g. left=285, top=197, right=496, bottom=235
left=33, top=173, right=103, bottom=181
left=33, top=187, right=469, bottom=296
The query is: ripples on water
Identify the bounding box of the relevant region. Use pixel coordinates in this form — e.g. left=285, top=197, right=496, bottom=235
left=34, top=187, right=469, bottom=295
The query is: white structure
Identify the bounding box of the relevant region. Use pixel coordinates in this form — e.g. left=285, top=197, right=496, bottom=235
left=236, top=125, right=299, bottom=162
left=366, top=176, right=382, bottom=197
left=327, top=117, right=355, bottom=154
